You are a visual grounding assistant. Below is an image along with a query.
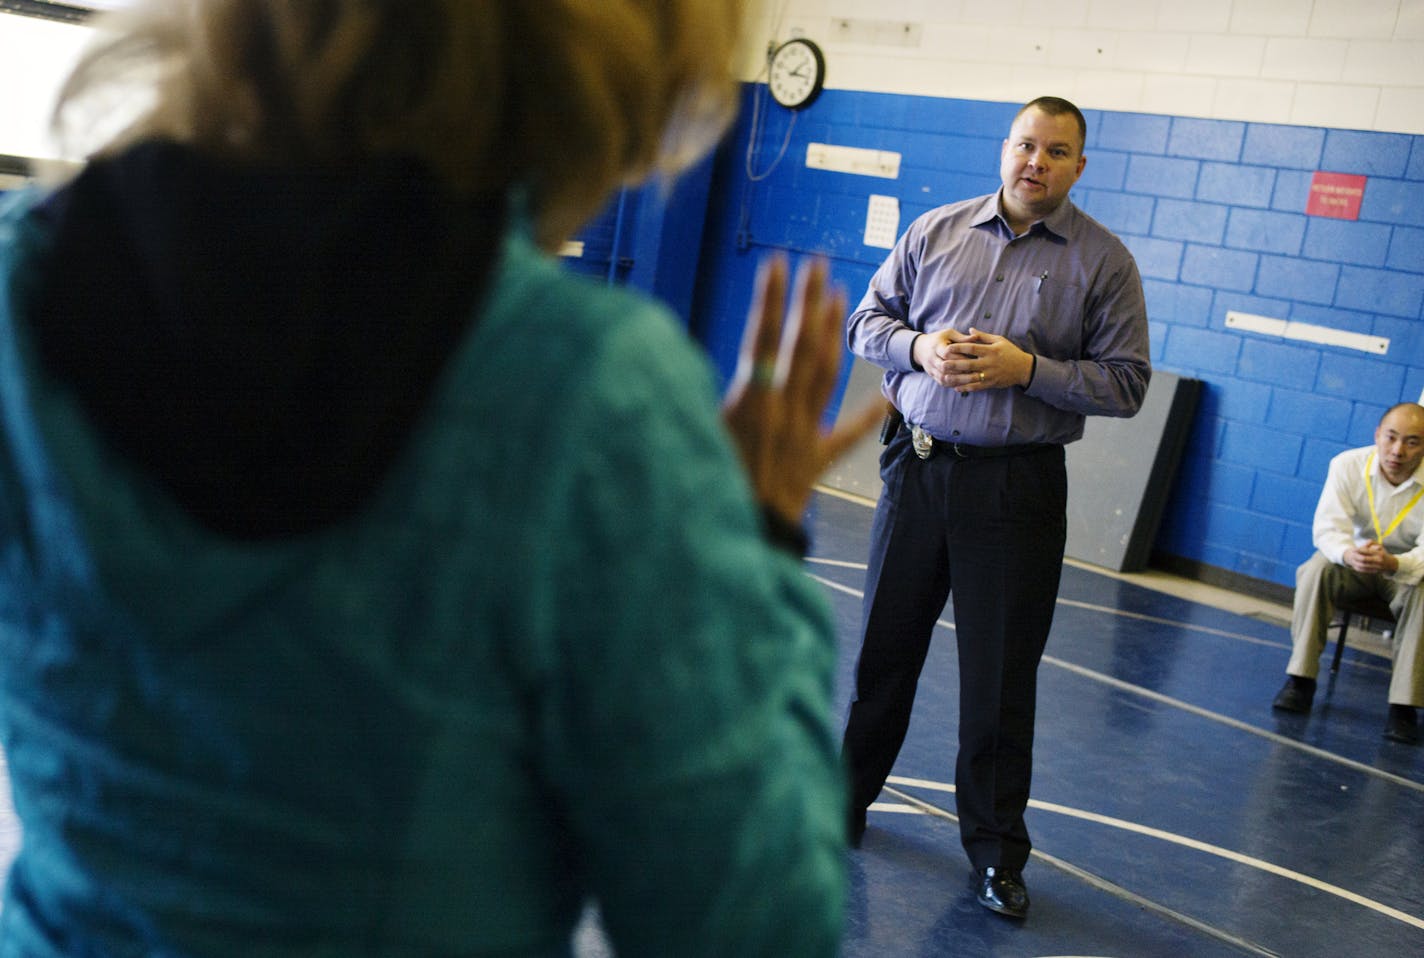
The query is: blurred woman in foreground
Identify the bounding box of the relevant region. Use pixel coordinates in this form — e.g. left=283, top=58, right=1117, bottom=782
left=0, top=1, right=877, bottom=954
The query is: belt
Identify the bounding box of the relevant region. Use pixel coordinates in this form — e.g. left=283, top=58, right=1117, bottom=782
left=905, top=423, right=1058, bottom=461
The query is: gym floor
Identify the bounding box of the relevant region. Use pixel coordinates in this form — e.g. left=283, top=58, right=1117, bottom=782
left=1, top=489, right=1419, bottom=956
left=809, top=488, right=1423, bottom=958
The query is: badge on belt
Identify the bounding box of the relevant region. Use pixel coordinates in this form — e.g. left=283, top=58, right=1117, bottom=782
left=911, top=424, right=934, bottom=459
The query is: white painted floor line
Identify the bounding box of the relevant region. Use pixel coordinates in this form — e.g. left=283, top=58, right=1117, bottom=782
left=1054, top=596, right=1292, bottom=653
left=1057, top=593, right=1387, bottom=673
left=1043, top=655, right=1424, bottom=794
left=884, top=776, right=1424, bottom=933
left=813, top=484, right=876, bottom=508
left=805, top=573, right=865, bottom=600
left=885, top=775, right=955, bottom=793
left=1029, top=849, right=1283, bottom=958
left=804, top=557, right=870, bottom=570
left=881, top=783, right=1284, bottom=957
left=804, top=574, right=954, bottom=633
left=805, top=573, right=1422, bottom=795
left=807, top=566, right=1294, bottom=652
left=810, top=489, right=1296, bottom=624
left=866, top=801, right=919, bottom=815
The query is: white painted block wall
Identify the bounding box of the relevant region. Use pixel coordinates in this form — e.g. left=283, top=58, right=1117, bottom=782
left=3, top=1, right=1424, bottom=161
left=743, top=0, right=1424, bottom=134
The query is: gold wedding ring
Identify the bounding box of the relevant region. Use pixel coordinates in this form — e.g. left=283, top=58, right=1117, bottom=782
left=979, top=371, right=985, bottom=382
left=752, top=359, right=778, bottom=387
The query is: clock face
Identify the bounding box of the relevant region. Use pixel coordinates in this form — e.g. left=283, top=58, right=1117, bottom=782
left=768, top=38, right=825, bottom=110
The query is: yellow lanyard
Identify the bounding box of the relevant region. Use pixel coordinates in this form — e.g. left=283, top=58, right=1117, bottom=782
left=1365, top=451, right=1424, bottom=542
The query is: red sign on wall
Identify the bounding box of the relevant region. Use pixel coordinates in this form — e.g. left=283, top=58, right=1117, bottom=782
left=1306, top=171, right=1366, bottom=220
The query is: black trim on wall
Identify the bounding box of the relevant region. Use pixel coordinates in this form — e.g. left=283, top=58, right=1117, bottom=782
left=0, top=2, right=96, bottom=24
left=0, top=154, right=33, bottom=177
left=1150, top=552, right=1295, bottom=609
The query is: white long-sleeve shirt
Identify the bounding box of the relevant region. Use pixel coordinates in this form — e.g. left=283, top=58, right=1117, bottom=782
left=1313, top=445, right=1424, bottom=587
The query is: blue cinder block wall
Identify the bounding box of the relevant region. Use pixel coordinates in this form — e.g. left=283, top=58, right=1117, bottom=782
left=689, top=86, right=1424, bottom=592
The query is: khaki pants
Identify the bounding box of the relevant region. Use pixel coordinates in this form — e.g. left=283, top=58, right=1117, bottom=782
left=1288, top=551, right=1424, bottom=706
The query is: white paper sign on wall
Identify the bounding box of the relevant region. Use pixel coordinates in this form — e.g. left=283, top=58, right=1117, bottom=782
left=864, top=194, right=900, bottom=249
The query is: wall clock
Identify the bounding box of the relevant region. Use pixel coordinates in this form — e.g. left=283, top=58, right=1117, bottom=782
left=768, top=37, right=825, bottom=110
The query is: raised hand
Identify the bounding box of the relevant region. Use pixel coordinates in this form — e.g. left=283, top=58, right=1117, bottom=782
left=723, top=255, right=887, bottom=527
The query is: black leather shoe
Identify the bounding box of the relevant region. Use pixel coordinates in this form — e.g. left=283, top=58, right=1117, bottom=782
left=1272, top=675, right=1316, bottom=713
left=974, top=866, right=1029, bottom=918
left=1384, top=705, right=1419, bottom=745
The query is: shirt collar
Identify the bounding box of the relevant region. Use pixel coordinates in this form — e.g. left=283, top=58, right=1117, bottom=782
left=971, top=189, right=1076, bottom=240
left=1404, top=460, right=1424, bottom=489
left=1369, top=449, right=1424, bottom=491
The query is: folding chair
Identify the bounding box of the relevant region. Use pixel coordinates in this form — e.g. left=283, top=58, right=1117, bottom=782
left=1330, top=594, right=1397, bottom=672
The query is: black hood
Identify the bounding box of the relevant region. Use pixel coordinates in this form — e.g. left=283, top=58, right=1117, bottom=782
left=25, top=140, right=505, bottom=540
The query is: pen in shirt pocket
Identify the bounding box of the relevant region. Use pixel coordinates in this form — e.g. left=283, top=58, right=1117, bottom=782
left=1036, top=271, right=1048, bottom=293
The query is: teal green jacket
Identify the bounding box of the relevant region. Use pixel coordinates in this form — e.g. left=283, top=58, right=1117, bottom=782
left=0, top=185, right=845, bottom=956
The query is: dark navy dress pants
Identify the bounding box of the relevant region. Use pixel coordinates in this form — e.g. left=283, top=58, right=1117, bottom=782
left=841, top=429, right=1067, bottom=871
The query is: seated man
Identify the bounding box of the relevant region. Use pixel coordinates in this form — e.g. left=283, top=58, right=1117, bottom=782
left=1273, top=402, right=1424, bottom=744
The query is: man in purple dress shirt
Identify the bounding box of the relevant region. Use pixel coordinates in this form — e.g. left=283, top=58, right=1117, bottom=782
left=839, top=96, right=1151, bottom=919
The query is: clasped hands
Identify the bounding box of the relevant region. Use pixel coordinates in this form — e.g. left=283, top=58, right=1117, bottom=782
left=912, top=327, right=1034, bottom=393
left=1344, top=540, right=1400, bottom=576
